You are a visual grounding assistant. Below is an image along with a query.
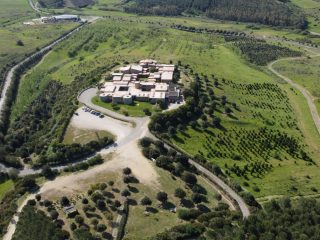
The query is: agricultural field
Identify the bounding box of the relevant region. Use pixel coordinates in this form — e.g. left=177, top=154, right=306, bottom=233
left=273, top=56, right=320, bottom=113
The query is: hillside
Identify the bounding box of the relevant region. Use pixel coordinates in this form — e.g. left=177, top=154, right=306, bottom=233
left=38, top=0, right=94, bottom=8
left=124, top=0, right=307, bottom=28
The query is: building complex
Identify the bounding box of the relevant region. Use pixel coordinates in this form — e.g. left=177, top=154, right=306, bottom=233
left=99, top=59, right=181, bottom=105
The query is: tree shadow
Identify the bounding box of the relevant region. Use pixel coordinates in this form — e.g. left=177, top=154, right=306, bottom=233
left=172, top=135, right=185, bottom=144
left=162, top=201, right=176, bottom=210
left=128, top=185, right=139, bottom=193
left=145, top=207, right=158, bottom=213
left=127, top=198, right=137, bottom=206
left=197, top=204, right=211, bottom=213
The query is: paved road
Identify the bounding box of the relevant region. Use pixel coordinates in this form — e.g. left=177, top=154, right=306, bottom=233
left=190, top=160, right=250, bottom=218
left=268, top=53, right=320, bottom=136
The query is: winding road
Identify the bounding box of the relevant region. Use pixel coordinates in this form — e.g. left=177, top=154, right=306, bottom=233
left=268, top=51, right=320, bottom=136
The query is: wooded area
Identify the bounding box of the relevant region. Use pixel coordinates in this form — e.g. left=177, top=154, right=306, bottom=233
left=124, top=0, right=306, bottom=28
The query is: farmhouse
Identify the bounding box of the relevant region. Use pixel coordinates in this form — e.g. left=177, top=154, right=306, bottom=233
left=99, top=60, right=181, bottom=104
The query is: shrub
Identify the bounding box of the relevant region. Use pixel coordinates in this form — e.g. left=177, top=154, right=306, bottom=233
left=140, top=196, right=152, bottom=206
left=156, top=192, right=168, bottom=203
left=177, top=209, right=202, bottom=221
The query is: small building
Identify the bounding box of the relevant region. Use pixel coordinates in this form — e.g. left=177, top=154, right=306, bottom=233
left=161, top=72, right=174, bottom=83
left=123, top=95, right=133, bottom=105
left=131, top=65, right=143, bottom=74
left=100, top=93, right=112, bottom=102
left=136, top=92, right=150, bottom=102
left=113, top=93, right=125, bottom=104
left=140, top=82, right=155, bottom=91
left=120, top=66, right=131, bottom=74
left=150, top=92, right=166, bottom=104
left=63, top=205, right=78, bottom=218
left=122, top=74, right=132, bottom=82
left=139, top=59, right=158, bottom=67
left=53, top=15, right=80, bottom=22
left=155, top=83, right=169, bottom=92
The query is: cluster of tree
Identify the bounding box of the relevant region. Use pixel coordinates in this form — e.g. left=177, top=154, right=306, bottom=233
left=0, top=176, right=39, bottom=237
left=153, top=198, right=320, bottom=240
left=12, top=205, right=67, bottom=240
left=2, top=62, right=116, bottom=168
left=171, top=24, right=246, bottom=37
left=124, top=0, right=306, bottom=28
left=63, top=154, right=104, bottom=173
left=39, top=0, right=94, bottom=8
left=35, top=138, right=113, bottom=167
left=233, top=38, right=302, bottom=65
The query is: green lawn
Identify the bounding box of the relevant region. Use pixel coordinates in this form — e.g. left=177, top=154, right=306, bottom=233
left=0, top=180, right=14, bottom=201
left=92, top=96, right=158, bottom=117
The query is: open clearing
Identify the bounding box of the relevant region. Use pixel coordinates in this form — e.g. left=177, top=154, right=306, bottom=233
left=65, top=108, right=130, bottom=142
left=40, top=141, right=160, bottom=199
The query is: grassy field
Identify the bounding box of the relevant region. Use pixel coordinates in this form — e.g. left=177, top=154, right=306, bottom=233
left=0, top=0, right=79, bottom=95
left=273, top=56, right=320, bottom=113
left=291, top=0, right=320, bottom=32
left=0, top=0, right=34, bottom=25
left=63, top=125, right=115, bottom=144
left=0, top=180, right=14, bottom=201
left=92, top=96, right=158, bottom=117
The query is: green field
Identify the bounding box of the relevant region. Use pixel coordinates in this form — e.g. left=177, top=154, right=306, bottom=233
left=273, top=56, right=320, bottom=113
left=0, top=180, right=14, bottom=201
left=92, top=96, right=158, bottom=117
left=0, top=0, right=34, bottom=25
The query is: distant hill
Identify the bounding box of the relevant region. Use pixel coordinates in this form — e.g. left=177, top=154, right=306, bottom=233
left=123, top=0, right=307, bottom=29
left=38, top=0, right=94, bottom=8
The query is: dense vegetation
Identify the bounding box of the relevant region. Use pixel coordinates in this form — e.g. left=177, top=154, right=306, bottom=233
left=230, top=38, right=302, bottom=65
left=39, top=0, right=94, bottom=8
left=153, top=198, right=320, bottom=240
left=1, top=62, right=115, bottom=167
left=12, top=205, right=66, bottom=240
left=124, top=0, right=306, bottom=28
left=0, top=176, right=39, bottom=236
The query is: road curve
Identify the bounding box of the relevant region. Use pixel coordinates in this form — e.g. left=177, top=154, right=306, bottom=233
left=268, top=54, right=320, bottom=136
left=190, top=159, right=250, bottom=218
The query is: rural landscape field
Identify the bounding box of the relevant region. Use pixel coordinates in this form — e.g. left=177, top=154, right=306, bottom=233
left=1, top=0, right=320, bottom=239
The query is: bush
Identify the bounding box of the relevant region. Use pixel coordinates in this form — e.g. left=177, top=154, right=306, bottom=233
left=123, top=167, right=132, bottom=175
left=182, top=172, right=197, bottom=186
left=96, top=224, right=107, bottom=232
left=156, top=192, right=168, bottom=203
left=140, top=196, right=152, bottom=206
left=177, top=209, right=202, bottom=221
